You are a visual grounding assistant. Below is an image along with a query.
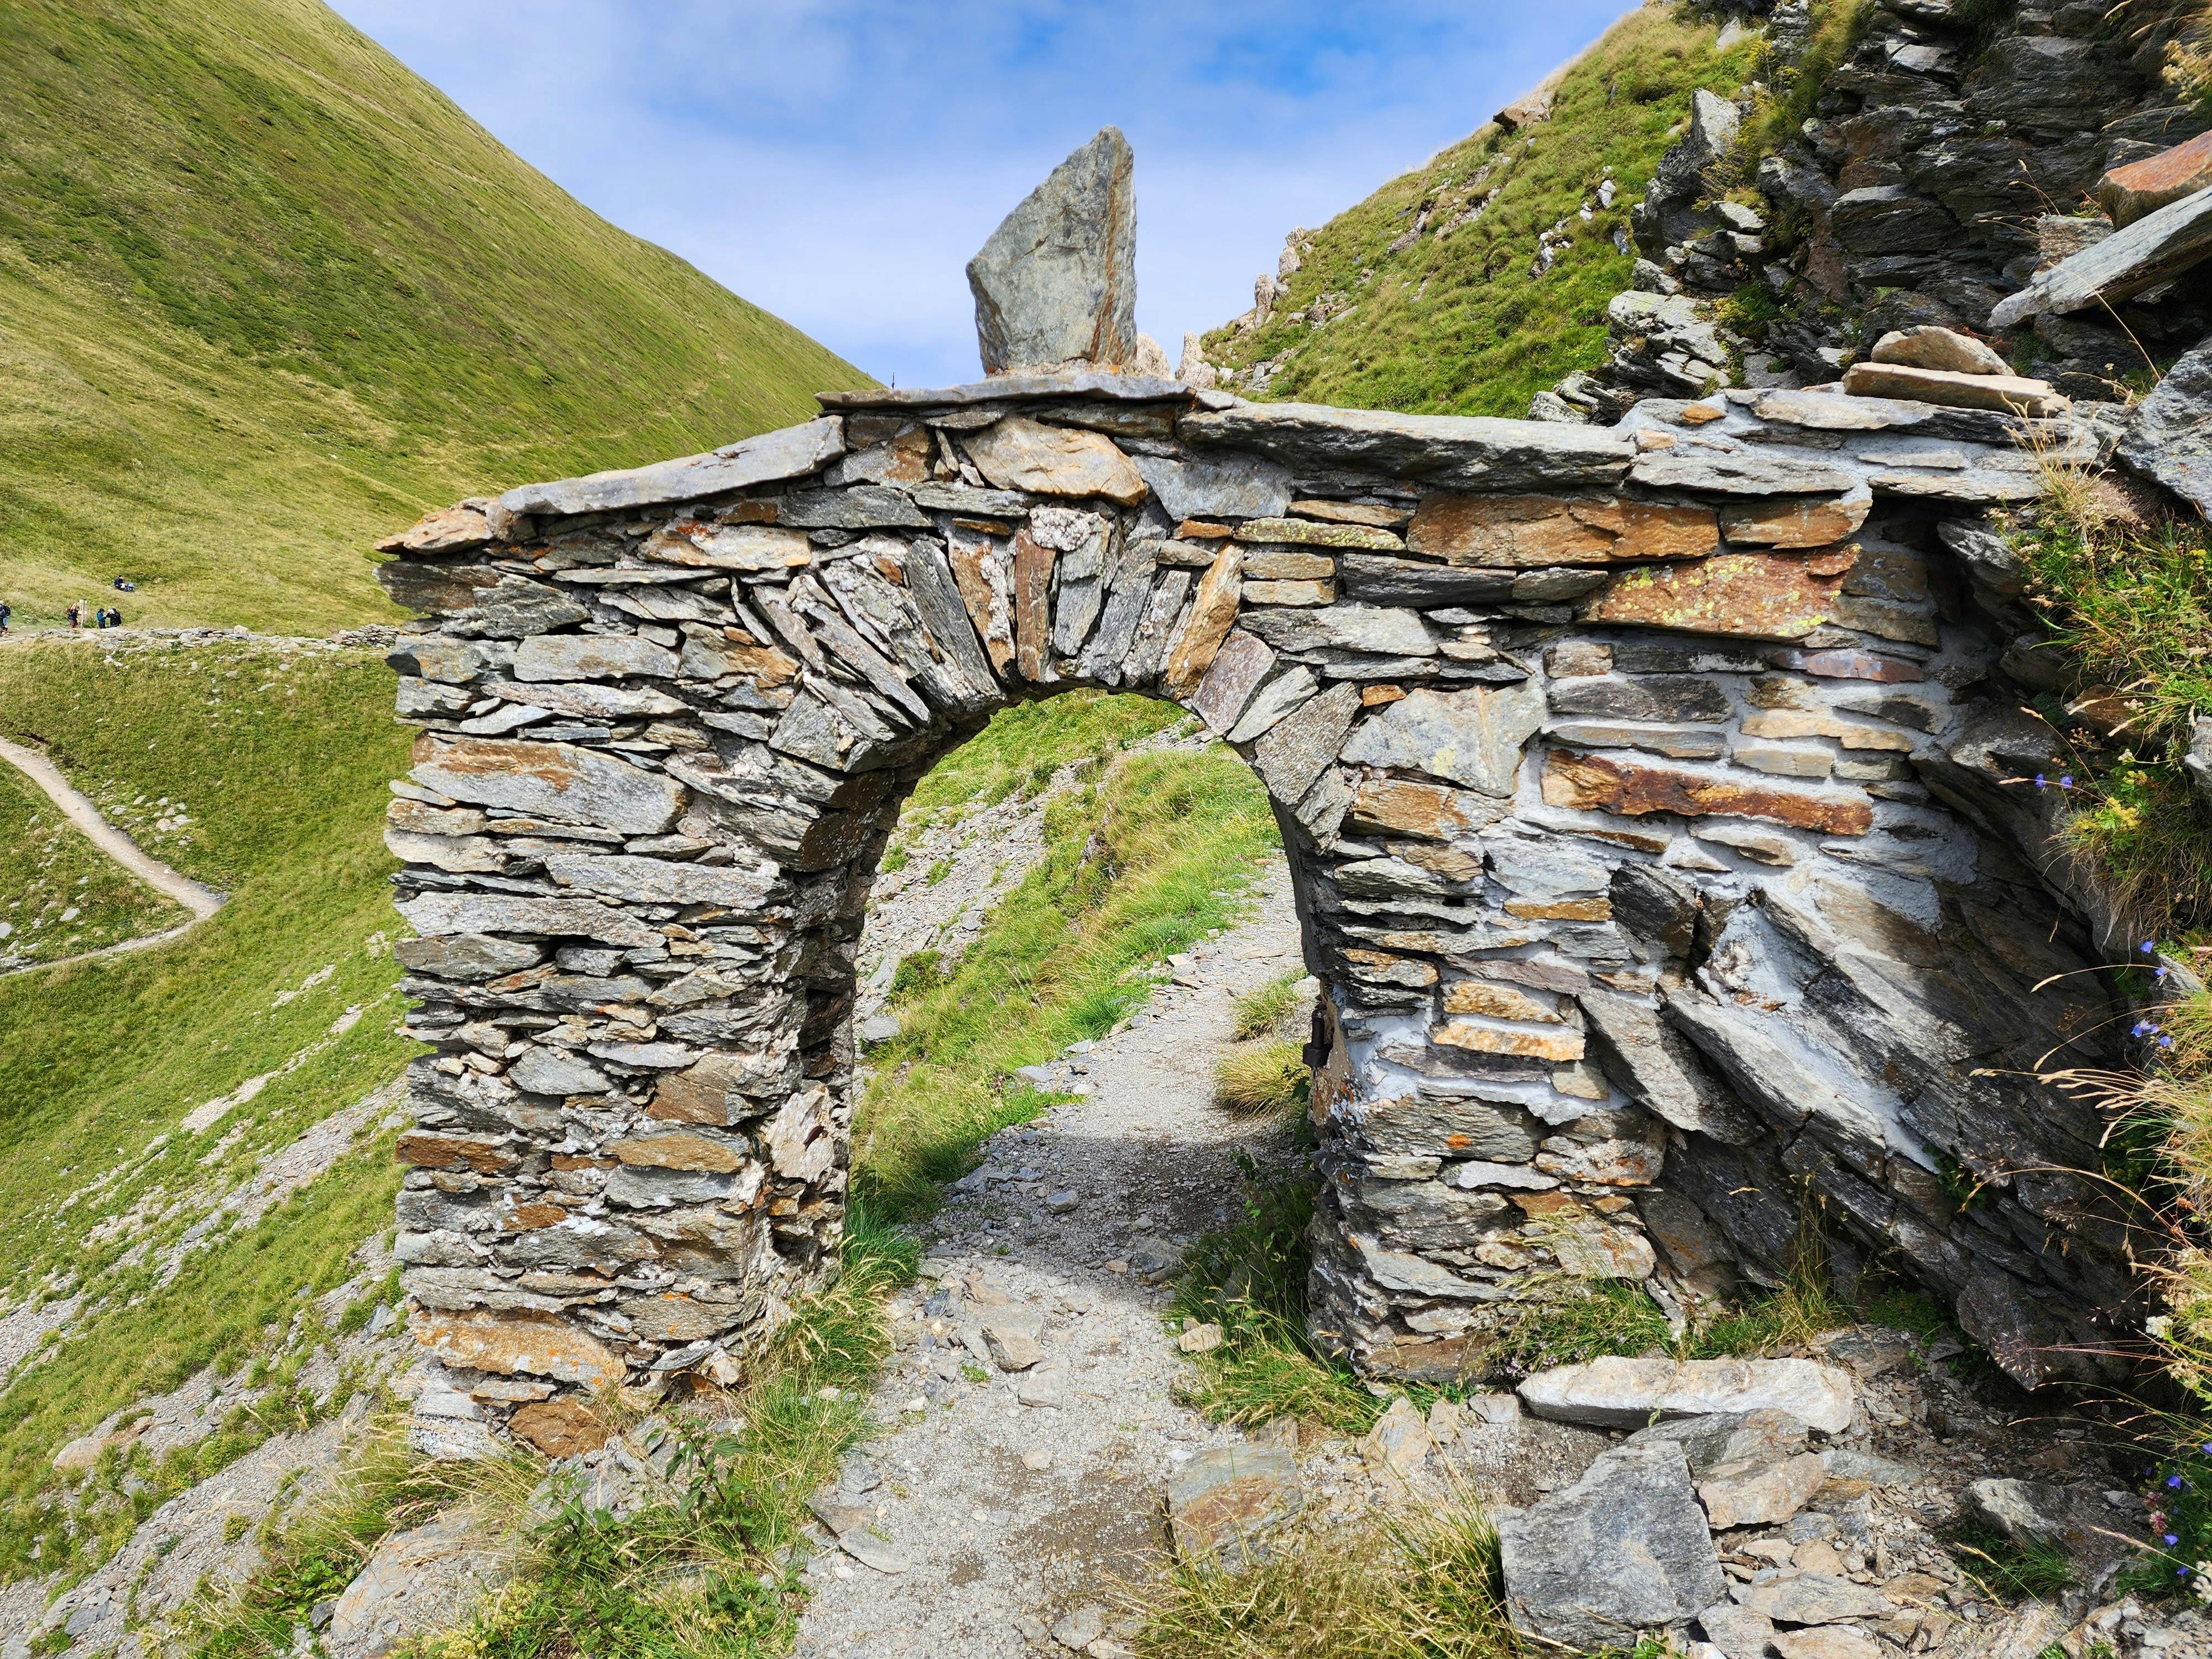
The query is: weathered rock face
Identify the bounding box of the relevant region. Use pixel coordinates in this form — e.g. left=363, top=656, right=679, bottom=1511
left=377, top=364, right=2139, bottom=1432
left=967, top=127, right=1139, bottom=376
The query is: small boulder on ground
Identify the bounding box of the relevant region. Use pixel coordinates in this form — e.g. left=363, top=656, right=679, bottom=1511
left=1519, top=1357, right=1856, bottom=1436
left=1360, top=1395, right=1433, bottom=1478
left=1839, top=361, right=2069, bottom=418
left=1731, top=1572, right=1892, bottom=1626
left=1499, top=1441, right=1726, bottom=1650
left=328, top=1511, right=512, bottom=1659
left=1166, top=1445, right=1301, bottom=1566
left=1868, top=326, right=2010, bottom=377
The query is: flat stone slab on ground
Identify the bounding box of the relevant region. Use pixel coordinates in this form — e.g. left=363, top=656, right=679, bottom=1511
left=1520, top=1357, right=1856, bottom=1435
left=1166, top=1444, right=1303, bottom=1566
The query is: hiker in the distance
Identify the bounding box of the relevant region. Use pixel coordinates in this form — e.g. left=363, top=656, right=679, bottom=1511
left=65, top=601, right=81, bottom=629
left=0, top=601, right=11, bottom=635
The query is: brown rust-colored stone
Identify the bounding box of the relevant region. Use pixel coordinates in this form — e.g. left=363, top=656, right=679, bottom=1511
left=1176, top=518, right=1235, bottom=539
left=1162, top=545, right=1244, bottom=696
left=415, top=1310, right=627, bottom=1392
left=964, top=415, right=1146, bottom=505
left=511, top=1203, right=570, bottom=1229
left=1290, top=499, right=1411, bottom=528
left=509, top=1397, right=609, bottom=1457
left=1244, top=578, right=1333, bottom=606
left=1241, top=549, right=1335, bottom=580
left=1720, top=491, right=1871, bottom=549
left=610, top=1130, right=745, bottom=1173
left=1347, top=777, right=1500, bottom=839
left=1577, top=550, right=1857, bottom=641
left=2097, top=129, right=2212, bottom=228
left=1504, top=897, right=1614, bottom=921
left=1541, top=750, right=1874, bottom=834
left=397, top=1131, right=519, bottom=1175
left=1408, top=494, right=1718, bottom=567
left=1013, top=528, right=1055, bottom=681
left=1233, top=516, right=1404, bottom=551
left=1766, top=647, right=1923, bottom=683
left=1442, top=981, right=1561, bottom=1022
left=1433, top=1020, right=1587, bottom=1062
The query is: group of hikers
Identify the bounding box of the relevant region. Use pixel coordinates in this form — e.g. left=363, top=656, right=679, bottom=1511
left=0, top=578, right=137, bottom=636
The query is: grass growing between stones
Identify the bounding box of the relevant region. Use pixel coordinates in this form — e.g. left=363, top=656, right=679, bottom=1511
left=0, top=636, right=413, bottom=1579
left=1125, top=1491, right=1513, bottom=1659
left=1171, top=1158, right=1380, bottom=1438
left=2009, top=467, right=2212, bottom=935
left=1198, top=6, right=1760, bottom=416
left=855, top=709, right=1281, bottom=1222
left=1213, top=972, right=1313, bottom=1118
left=0, top=759, right=189, bottom=966
left=0, top=0, right=863, bottom=631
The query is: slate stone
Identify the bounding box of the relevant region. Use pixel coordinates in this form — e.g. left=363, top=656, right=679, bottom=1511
left=1868, top=326, right=2010, bottom=377
left=964, top=416, right=1147, bottom=505
left=1252, top=681, right=1362, bottom=803
left=1731, top=1574, right=1892, bottom=1626
left=1241, top=603, right=1436, bottom=658
left=1340, top=682, right=1547, bottom=796
left=1408, top=493, right=1718, bottom=566
left=1549, top=675, right=1731, bottom=723
left=2099, top=129, right=2212, bottom=226
left=501, top=418, right=844, bottom=519
left=2117, top=334, right=2212, bottom=517
left=328, top=1512, right=513, bottom=1659
left=1828, top=185, right=1960, bottom=255
left=513, top=634, right=680, bottom=682
left=1225, top=667, right=1317, bottom=744
left=1134, top=452, right=1292, bottom=520
left=1991, top=183, right=2212, bottom=328
left=1627, top=451, right=1859, bottom=495
left=1166, top=1446, right=1302, bottom=1565
left=968, top=127, right=1139, bottom=374
left=1180, top=401, right=1633, bottom=491
left=1338, top=555, right=1516, bottom=607
left=1191, top=628, right=1276, bottom=733
left=1581, top=990, right=1762, bottom=1144
left=776, top=486, right=932, bottom=530
left=1498, top=1442, right=1727, bottom=1650
left=411, top=738, right=686, bottom=835
left=1702, top=1600, right=1780, bottom=1659
left=392, top=934, right=545, bottom=979
left=1839, top=362, right=2068, bottom=418
left=509, top=1046, right=613, bottom=1097
left=1518, top=1357, right=1855, bottom=1434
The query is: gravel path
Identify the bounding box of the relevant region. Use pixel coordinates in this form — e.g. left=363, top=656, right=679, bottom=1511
left=794, top=861, right=1305, bottom=1659
left=0, top=733, right=225, bottom=975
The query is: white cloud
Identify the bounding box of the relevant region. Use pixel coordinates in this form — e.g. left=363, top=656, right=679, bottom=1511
left=331, top=0, right=1642, bottom=388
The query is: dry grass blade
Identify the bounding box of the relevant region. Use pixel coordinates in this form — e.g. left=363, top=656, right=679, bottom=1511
left=1213, top=1038, right=1309, bottom=1118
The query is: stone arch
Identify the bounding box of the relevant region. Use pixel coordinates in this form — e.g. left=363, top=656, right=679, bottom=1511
left=379, top=370, right=2136, bottom=1436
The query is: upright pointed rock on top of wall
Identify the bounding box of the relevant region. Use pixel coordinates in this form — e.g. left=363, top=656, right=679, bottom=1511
left=968, top=127, right=1139, bottom=376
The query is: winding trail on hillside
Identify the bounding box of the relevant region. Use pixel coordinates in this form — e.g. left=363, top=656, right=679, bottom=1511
left=0, top=735, right=225, bottom=975
left=794, top=866, right=1310, bottom=1658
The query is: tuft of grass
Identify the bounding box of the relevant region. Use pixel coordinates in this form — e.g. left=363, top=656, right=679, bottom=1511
left=1127, top=1490, right=1514, bottom=1659
left=1486, top=1281, right=1675, bottom=1376
left=0, top=0, right=864, bottom=632
left=2008, top=465, right=2212, bottom=935
left=1212, top=1040, right=1310, bottom=1120
left=1199, top=6, right=1762, bottom=417
left=1230, top=971, right=1307, bottom=1042
left=1950, top=1524, right=2075, bottom=1602
left=1172, top=1157, right=1378, bottom=1435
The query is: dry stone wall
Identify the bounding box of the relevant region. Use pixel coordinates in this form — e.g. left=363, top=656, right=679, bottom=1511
left=376, top=367, right=2138, bottom=1434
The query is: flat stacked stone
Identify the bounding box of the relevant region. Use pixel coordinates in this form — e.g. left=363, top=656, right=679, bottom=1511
left=375, top=366, right=2135, bottom=1437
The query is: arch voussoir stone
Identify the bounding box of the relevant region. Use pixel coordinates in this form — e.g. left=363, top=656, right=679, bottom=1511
left=378, top=368, right=2136, bottom=1431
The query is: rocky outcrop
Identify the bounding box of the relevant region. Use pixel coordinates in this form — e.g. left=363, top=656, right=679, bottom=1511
left=377, top=334, right=2148, bottom=1422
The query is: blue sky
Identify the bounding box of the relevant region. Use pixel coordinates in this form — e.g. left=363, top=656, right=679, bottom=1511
left=331, top=1, right=1642, bottom=389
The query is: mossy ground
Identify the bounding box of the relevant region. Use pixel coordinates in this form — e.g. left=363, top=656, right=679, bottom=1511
left=0, top=0, right=866, bottom=633
left=1201, top=6, right=1760, bottom=418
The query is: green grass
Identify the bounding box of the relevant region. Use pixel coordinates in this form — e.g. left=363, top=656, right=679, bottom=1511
left=890, top=692, right=1192, bottom=839
left=1128, top=1492, right=1513, bottom=1659
left=0, top=0, right=867, bottom=632
left=0, top=759, right=188, bottom=964
left=1199, top=6, right=1761, bottom=416
left=1230, top=971, right=1306, bottom=1042
left=1212, top=1040, right=1310, bottom=1120
left=1171, top=1157, right=1379, bottom=1436
left=0, top=635, right=413, bottom=1578
left=856, top=704, right=1281, bottom=1220
left=2006, top=468, right=2212, bottom=935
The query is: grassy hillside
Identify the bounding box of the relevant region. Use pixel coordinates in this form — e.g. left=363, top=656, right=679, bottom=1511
left=0, top=0, right=868, bottom=633
left=1199, top=4, right=1759, bottom=417
left=0, top=637, right=411, bottom=1574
